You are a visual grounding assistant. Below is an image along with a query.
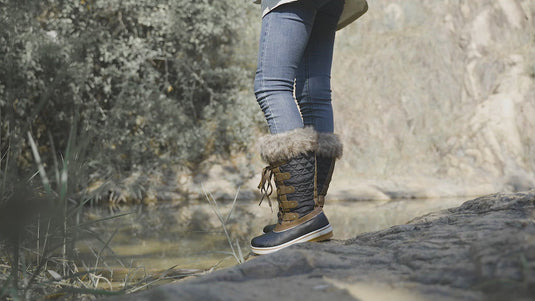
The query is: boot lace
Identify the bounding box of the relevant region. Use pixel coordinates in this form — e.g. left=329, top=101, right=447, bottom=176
left=257, top=166, right=274, bottom=212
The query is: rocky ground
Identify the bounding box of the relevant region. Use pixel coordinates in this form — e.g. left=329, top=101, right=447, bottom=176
left=102, top=190, right=535, bottom=301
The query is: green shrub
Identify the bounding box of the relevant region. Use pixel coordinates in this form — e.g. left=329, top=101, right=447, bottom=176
left=0, top=0, right=258, bottom=192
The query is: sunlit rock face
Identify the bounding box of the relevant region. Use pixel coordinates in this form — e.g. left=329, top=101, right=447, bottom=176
left=330, top=0, right=535, bottom=197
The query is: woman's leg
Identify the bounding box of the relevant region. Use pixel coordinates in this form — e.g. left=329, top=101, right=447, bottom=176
left=295, top=0, right=344, bottom=134
left=254, top=1, right=318, bottom=134
left=296, top=0, right=345, bottom=210
left=251, top=1, right=340, bottom=255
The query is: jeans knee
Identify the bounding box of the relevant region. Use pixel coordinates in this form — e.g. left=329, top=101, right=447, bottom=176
left=254, top=76, right=295, bottom=101
left=296, top=78, right=331, bottom=102
left=253, top=75, right=263, bottom=99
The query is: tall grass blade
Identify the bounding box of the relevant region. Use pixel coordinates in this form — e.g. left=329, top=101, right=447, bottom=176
left=235, top=239, right=244, bottom=264
left=81, top=229, right=126, bottom=268
left=57, top=286, right=124, bottom=296
left=40, top=220, right=52, bottom=266
left=28, top=170, right=39, bottom=182
left=60, top=116, right=78, bottom=202
left=0, top=145, right=9, bottom=195
left=0, top=118, right=9, bottom=194
left=201, top=184, right=224, bottom=224
left=47, top=131, right=60, bottom=187
left=27, top=132, right=52, bottom=194
left=75, top=212, right=132, bottom=229
left=201, top=184, right=243, bottom=264
left=94, top=229, right=119, bottom=272
left=1, top=149, right=7, bottom=195
left=225, top=186, right=240, bottom=225
left=36, top=214, right=40, bottom=267
left=59, top=157, right=69, bottom=202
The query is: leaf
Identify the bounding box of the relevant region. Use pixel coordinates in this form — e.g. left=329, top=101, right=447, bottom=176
left=48, top=270, right=62, bottom=281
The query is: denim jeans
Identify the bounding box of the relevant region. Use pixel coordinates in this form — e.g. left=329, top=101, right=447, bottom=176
left=254, top=0, right=344, bottom=134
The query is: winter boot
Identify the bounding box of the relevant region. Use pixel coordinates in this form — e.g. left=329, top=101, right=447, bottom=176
left=251, top=127, right=333, bottom=255
left=262, top=132, right=343, bottom=233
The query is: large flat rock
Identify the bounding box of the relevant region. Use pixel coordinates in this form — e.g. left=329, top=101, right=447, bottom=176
left=104, top=191, right=535, bottom=300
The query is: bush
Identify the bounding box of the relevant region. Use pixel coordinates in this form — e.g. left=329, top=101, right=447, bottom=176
left=0, top=0, right=258, bottom=193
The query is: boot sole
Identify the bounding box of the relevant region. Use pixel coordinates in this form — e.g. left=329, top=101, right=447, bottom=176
left=251, top=224, right=333, bottom=255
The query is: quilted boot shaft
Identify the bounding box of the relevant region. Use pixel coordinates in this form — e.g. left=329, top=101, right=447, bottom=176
left=315, top=132, right=343, bottom=207
left=256, top=127, right=318, bottom=223
left=271, top=152, right=316, bottom=221
left=315, top=156, right=336, bottom=207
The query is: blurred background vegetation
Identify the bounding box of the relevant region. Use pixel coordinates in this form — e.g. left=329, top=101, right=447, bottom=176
left=0, top=0, right=261, bottom=205
left=0, top=0, right=260, bottom=299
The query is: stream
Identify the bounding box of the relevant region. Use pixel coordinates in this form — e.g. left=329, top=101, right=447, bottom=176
left=78, top=197, right=467, bottom=288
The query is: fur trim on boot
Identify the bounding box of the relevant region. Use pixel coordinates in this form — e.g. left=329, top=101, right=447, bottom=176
left=316, top=132, right=343, bottom=159
left=258, top=127, right=318, bottom=163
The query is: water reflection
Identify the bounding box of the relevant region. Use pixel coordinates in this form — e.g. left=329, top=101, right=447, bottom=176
left=79, top=197, right=467, bottom=281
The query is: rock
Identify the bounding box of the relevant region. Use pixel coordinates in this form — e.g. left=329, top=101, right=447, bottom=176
left=102, top=190, right=535, bottom=301
left=331, top=0, right=535, bottom=196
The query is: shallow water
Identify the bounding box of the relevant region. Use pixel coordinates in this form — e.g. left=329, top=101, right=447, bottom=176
left=78, top=197, right=467, bottom=285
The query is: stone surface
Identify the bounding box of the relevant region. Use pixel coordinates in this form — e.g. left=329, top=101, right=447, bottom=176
left=103, top=191, right=535, bottom=301
left=331, top=0, right=535, bottom=195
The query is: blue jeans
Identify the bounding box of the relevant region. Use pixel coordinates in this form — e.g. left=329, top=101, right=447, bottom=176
left=254, top=0, right=344, bottom=134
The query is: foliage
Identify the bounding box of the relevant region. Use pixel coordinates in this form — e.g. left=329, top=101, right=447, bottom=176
left=0, top=0, right=258, bottom=193
left=0, top=131, right=113, bottom=300
left=0, top=0, right=259, bottom=298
